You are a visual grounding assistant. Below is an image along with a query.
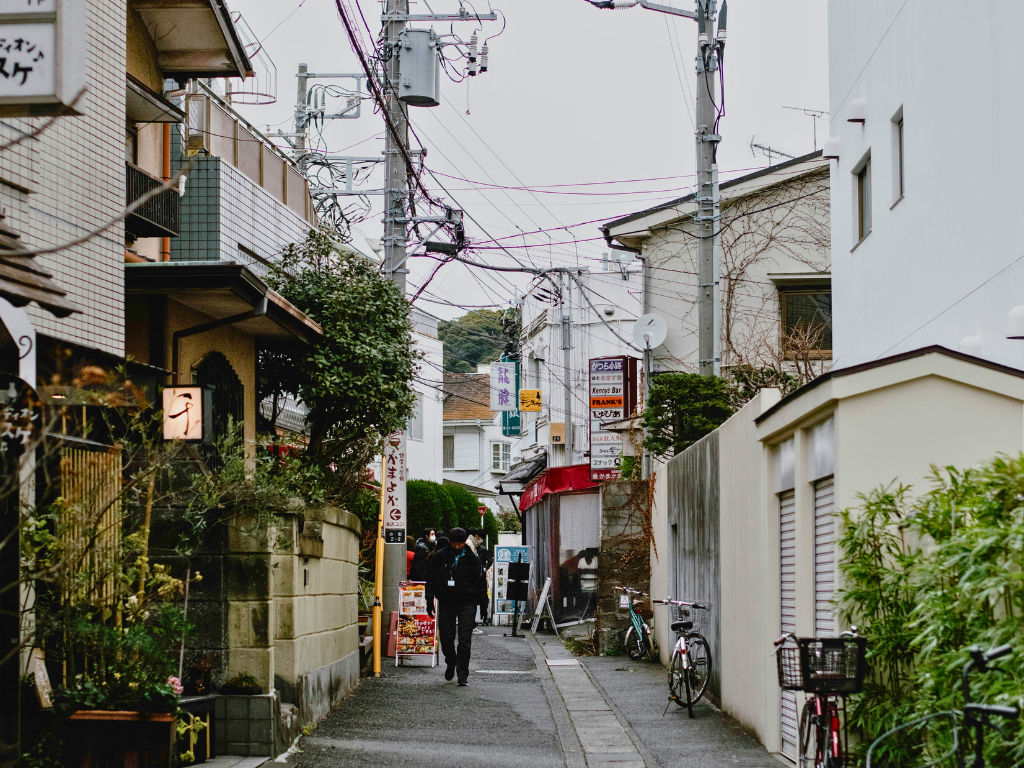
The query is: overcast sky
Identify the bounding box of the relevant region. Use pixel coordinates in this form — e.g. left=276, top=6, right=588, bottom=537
left=229, top=0, right=828, bottom=321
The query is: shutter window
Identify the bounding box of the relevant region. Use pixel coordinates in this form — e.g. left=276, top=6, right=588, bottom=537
left=813, top=477, right=836, bottom=637
left=780, top=490, right=797, bottom=761
left=454, top=433, right=479, bottom=470
left=443, top=435, right=454, bottom=469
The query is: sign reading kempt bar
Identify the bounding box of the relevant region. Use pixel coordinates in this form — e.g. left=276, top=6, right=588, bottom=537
left=588, top=356, right=639, bottom=481
left=0, top=0, right=84, bottom=117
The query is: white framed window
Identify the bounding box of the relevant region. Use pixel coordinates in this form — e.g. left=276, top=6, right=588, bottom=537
left=443, top=435, right=454, bottom=469
left=408, top=392, right=423, bottom=441
left=891, top=106, right=905, bottom=204
left=491, top=441, right=511, bottom=472
left=454, top=432, right=479, bottom=470
left=853, top=152, right=872, bottom=243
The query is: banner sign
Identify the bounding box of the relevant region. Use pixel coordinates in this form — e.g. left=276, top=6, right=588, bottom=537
left=489, top=361, right=517, bottom=411
left=383, top=436, right=407, bottom=543
left=397, top=582, right=436, bottom=656
left=501, top=359, right=522, bottom=436
left=589, top=356, right=639, bottom=482
left=493, top=546, right=529, bottom=615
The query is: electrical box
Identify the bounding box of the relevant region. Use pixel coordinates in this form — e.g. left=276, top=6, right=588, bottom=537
left=549, top=423, right=565, bottom=445
left=398, top=28, right=440, bottom=107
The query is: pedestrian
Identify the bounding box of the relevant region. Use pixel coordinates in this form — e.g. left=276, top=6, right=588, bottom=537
left=468, top=528, right=493, bottom=571
left=406, top=538, right=415, bottom=577
left=425, top=527, right=488, bottom=686
left=409, top=527, right=435, bottom=582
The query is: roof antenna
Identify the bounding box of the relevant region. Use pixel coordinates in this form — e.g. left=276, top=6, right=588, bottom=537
left=782, top=106, right=828, bottom=151
left=749, top=136, right=796, bottom=167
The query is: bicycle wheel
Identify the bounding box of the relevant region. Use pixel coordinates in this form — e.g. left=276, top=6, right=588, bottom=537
left=798, top=699, right=825, bottom=768
left=624, top=626, right=647, bottom=660
left=668, top=648, right=686, bottom=707
left=685, top=633, right=712, bottom=704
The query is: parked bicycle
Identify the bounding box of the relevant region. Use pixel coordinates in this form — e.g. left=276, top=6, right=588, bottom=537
left=865, top=643, right=1019, bottom=768
left=653, top=597, right=712, bottom=718
left=775, top=629, right=867, bottom=768
left=614, top=586, right=652, bottom=661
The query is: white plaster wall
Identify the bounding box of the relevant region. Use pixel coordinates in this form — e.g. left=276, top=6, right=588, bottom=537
left=828, top=0, right=1024, bottom=370
left=407, top=331, right=444, bottom=483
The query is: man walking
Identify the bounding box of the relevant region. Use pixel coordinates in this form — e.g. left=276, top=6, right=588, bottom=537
left=425, top=527, right=488, bottom=686
left=409, top=527, right=435, bottom=582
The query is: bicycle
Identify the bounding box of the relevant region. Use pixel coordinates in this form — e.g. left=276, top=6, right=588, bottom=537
left=614, top=586, right=652, bottom=661
left=775, top=629, right=867, bottom=768
left=653, top=597, right=712, bottom=718
left=865, top=643, right=1019, bottom=768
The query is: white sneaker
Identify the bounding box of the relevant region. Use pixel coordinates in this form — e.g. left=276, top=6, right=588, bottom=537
left=472, top=628, right=484, bottom=635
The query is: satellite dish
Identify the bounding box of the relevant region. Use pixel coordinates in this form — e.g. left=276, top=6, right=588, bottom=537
left=632, top=314, right=667, bottom=350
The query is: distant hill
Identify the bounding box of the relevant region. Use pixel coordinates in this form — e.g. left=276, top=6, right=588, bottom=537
left=438, top=308, right=519, bottom=373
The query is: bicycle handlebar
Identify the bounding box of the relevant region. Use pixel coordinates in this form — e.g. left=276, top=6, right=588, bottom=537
left=965, top=703, right=1020, bottom=720
left=653, top=598, right=708, bottom=609
left=614, top=586, right=647, bottom=596
left=983, top=644, right=1013, bottom=663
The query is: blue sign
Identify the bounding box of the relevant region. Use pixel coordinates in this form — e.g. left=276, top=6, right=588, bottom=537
left=493, top=546, right=529, bottom=614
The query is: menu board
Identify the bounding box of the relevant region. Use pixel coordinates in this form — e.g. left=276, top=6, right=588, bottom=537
left=397, top=582, right=436, bottom=656
left=493, top=546, right=530, bottom=615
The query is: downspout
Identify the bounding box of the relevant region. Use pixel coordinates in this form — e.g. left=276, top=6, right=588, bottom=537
left=171, top=297, right=267, bottom=384
left=161, top=123, right=171, bottom=261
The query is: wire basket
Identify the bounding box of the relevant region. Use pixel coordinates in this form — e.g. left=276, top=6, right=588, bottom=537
left=672, top=603, right=713, bottom=639
left=777, top=636, right=867, bottom=694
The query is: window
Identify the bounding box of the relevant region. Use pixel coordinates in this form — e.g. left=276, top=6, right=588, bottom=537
left=454, top=433, right=479, bottom=470
left=443, top=435, right=454, bottom=469
left=781, top=290, right=832, bottom=357
left=491, top=442, right=511, bottom=472
left=896, top=118, right=904, bottom=198
left=891, top=107, right=905, bottom=204
left=125, top=127, right=138, bottom=164
left=856, top=158, right=872, bottom=241
left=408, top=393, right=423, bottom=441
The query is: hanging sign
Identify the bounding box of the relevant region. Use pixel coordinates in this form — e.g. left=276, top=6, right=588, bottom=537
left=519, top=389, right=541, bottom=412
left=0, top=0, right=85, bottom=117
left=162, top=387, right=208, bottom=442
left=396, top=581, right=436, bottom=659
left=0, top=375, right=41, bottom=471
left=493, top=546, right=529, bottom=615
left=382, top=436, right=407, bottom=544
left=589, top=356, right=639, bottom=481
left=489, top=361, right=517, bottom=411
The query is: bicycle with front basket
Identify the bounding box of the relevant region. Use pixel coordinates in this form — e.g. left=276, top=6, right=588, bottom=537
left=653, top=597, right=712, bottom=718
left=865, top=643, right=1019, bottom=768
left=775, top=629, right=867, bottom=768
left=614, top=586, right=652, bottom=661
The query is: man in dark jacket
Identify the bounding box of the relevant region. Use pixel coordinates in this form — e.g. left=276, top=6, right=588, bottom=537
left=425, top=527, right=488, bottom=686
left=409, top=528, right=435, bottom=582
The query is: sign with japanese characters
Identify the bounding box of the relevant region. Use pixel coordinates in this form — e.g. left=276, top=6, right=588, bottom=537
left=397, top=582, right=436, bottom=657
left=382, top=436, right=407, bottom=544
left=0, top=376, right=40, bottom=468
left=519, top=389, right=541, bottom=412
left=588, top=356, right=639, bottom=482
left=489, top=361, right=517, bottom=411
left=162, top=387, right=205, bottom=441
left=0, top=0, right=84, bottom=117
left=493, top=546, right=529, bottom=615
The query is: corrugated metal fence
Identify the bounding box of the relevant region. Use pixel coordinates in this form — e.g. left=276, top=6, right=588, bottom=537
left=666, top=430, right=721, bottom=705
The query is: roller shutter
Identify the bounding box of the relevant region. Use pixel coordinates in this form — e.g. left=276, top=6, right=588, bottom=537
left=813, top=477, right=836, bottom=636
left=780, top=490, right=797, bottom=761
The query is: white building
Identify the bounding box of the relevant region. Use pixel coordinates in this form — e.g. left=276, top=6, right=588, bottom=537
left=827, top=1, right=1024, bottom=370
left=518, top=264, right=643, bottom=468
left=407, top=309, right=444, bottom=484
left=442, top=373, right=522, bottom=514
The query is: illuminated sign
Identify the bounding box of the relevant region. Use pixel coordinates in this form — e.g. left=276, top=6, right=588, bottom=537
left=162, top=387, right=207, bottom=441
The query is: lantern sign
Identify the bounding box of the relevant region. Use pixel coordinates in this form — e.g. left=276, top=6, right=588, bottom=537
left=162, top=387, right=208, bottom=442
left=0, top=0, right=85, bottom=117
left=382, top=435, right=407, bottom=544
left=0, top=375, right=41, bottom=469
left=489, top=361, right=517, bottom=412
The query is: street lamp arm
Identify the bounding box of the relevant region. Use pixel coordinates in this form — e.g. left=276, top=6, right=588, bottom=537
left=585, top=0, right=697, bottom=17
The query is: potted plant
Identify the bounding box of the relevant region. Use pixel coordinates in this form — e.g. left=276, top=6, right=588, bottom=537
left=220, top=671, right=263, bottom=697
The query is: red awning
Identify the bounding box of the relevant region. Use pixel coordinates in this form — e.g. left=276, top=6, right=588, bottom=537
left=519, top=464, right=600, bottom=512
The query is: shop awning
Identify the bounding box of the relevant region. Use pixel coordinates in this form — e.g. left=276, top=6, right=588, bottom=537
left=519, top=463, right=600, bottom=512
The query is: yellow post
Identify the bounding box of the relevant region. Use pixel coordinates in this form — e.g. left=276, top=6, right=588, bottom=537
left=373, top=453, right=386, bottom=677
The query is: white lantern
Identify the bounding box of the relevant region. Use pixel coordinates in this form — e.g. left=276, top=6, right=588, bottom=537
left=162, top=387, right=207, bottom=441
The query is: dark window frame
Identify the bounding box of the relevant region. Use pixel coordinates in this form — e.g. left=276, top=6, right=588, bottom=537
left=780, top=288, right=833, bottom=360
left=856, top=158, right=872, bottom=241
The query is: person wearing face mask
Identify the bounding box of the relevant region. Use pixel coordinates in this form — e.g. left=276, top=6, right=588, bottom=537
left=425, top=527, right=488, bottom=686
left=409, top=527, right=435, bottom=582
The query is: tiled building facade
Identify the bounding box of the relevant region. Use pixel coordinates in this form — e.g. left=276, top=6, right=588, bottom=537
left=0, top=0, right=127, bottom=357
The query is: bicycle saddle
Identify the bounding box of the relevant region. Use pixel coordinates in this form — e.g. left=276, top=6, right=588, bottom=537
left=671, top=620, right=693, bottom=632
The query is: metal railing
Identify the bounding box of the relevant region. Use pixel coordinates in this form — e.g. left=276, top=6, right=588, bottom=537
left=125, top=162, right=178, bottom=239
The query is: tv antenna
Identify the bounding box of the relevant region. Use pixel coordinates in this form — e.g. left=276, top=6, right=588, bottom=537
left=783, top=106, right=828, bottom=151
left=750, top=136, right=795, bottom=167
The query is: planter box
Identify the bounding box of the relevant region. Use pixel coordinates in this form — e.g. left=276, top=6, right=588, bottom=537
left=64, top=710, right=175, bottom=768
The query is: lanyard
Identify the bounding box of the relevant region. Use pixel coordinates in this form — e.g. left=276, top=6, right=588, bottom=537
left=449, top=549, right=465, bottom=579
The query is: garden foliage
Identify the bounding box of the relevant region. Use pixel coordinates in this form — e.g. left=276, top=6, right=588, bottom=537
left=838, top=455, right=1024, bottom=767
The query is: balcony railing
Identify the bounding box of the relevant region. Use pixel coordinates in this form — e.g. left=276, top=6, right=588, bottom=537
left=125, top=162, right=178, bottom=239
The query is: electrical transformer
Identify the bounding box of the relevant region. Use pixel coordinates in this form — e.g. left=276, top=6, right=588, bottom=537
left=398, top=29, right=441, bottom=107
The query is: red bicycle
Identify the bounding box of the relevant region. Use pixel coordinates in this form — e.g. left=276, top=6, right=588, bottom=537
left=775, top=630, right=867, bottom=768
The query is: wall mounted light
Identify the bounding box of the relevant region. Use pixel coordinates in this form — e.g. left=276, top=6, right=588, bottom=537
left=1006, top=305, right=1024, bottom=339
left=847, top=98, right=866, bottom=123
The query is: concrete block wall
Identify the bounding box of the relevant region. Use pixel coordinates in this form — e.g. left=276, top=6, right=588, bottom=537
left=272, top=506, right=361, bottom=726
left=596, top=481, right=650, bottom=655
left=0, top=0, right=127, bottom=357
left=214, top=693, right=278, bottom=757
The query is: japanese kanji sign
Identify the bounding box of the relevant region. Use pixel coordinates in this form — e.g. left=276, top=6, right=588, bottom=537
left=0, top=0, right=85, bottom=117
left=0, top=376, right=41, bottom=470
left=382, top=435, right=407, bottom=544
left=162, top=387, right=205, bottom=441
left=489, top=361, right=517, bottom=411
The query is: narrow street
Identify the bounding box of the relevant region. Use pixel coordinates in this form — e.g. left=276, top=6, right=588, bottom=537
left=286, top=628, right=777, bottom=768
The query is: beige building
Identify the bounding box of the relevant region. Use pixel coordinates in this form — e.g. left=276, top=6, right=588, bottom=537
left=650, top=346, right=1024, bottom=760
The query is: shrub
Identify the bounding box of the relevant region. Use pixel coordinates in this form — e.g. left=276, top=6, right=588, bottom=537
left=407, top=479, right=457, bottom=534
left=642, top=372, right=732, bottom=457
left=444, top=484, right=483, bottom=531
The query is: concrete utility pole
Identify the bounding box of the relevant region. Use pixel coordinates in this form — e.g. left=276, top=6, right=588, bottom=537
left=560, top=273, right=574, bottom=464
left=381, top=0, right=409, bottom=636
left=295, top=63, right=308, bottom=157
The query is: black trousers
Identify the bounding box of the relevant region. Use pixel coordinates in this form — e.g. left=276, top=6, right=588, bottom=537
left=438, top=602, right=476, bottom=680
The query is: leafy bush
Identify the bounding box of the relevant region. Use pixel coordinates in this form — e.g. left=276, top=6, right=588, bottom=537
left=496, top=507, right=522, bottom=534
left=642, top=373, right=733, bottom=457
left=444, top=484, right=483, bottom=530
left=407, top=479, right=457, bottom=534
left=839, top=456, right=1024, bottom=767
left=482, top=509, right=500, bottom=548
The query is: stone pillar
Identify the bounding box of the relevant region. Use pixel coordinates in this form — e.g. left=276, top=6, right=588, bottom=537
left=596, top=480, right=651, bottom=655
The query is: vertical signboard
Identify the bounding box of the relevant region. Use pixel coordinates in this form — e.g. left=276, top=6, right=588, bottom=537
left=493, top=545, right=529, bottom=615
left=501, top=359, right=522, bottom=437
left=396, top=581, right=436, bottom=663
left=589, top=356, right=639, bottom=481
left=383, top=436, right=407, bottom=543
left=0, top=0, right=85, bottom=117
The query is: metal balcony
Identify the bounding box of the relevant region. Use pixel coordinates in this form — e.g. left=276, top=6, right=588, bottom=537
left=125, top=162, right=178, bottom=239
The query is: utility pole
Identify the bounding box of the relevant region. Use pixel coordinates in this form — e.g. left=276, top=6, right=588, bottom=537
left=295, top=63, right=308, bottom=157
left=560, top=273, right=574, bottom=465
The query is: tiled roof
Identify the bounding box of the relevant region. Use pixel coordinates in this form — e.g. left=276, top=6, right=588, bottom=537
left=443, top=373, right=496, bottom=421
